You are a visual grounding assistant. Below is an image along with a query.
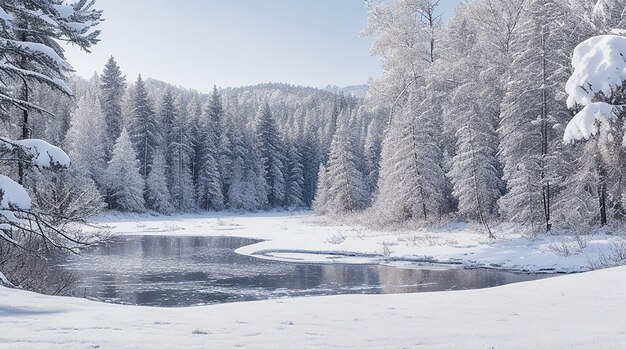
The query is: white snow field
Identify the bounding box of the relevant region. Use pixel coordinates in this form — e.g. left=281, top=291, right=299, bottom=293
left=0, top=265, right=625, bottom=348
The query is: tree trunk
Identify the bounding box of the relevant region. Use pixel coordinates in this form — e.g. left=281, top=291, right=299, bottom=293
left=598, top=161, right=608, bottom=226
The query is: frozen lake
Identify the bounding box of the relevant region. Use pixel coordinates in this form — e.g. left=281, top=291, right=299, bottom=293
left=53, top=235, right=551, bottom=307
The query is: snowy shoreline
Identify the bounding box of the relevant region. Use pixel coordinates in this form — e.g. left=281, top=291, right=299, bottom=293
left=1, top=265, right=625, bottom=348
left=85, top=211, right=622, bottom=274
left=1, top=212, right=625, bottom=348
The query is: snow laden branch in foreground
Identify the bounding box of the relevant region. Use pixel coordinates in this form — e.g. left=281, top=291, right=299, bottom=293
left=0, top=138, right=69, bottom=237
left=563, top=102, right=620, bottom=143
left=564, top=35, right=626, bottom=143
left=0, top=137, right=70, bottom=168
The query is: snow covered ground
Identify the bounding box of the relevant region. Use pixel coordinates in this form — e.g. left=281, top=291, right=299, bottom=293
left=1, top=265, right=625, bottom=348
left=2, top=212, right=625, bottom=348
left=87, top=211, right=624, bottom=273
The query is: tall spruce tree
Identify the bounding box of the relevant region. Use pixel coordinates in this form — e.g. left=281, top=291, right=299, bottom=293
left=100, top=56, right=126, bottom=160
left=285, top=143, right=305, bottom=209
left=255, top=102, right=286, bottom=207
left=316, top=111, right=368, bottom=213
left=128, top=74, right=159, bottom=180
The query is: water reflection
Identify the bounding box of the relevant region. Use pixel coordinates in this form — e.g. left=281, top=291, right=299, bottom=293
left=52, top=235, right=550, bottom=307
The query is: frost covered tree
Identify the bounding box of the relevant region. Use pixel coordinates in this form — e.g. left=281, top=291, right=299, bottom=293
left=315, top=112, right=368, bottom=214
left=169, top=96, right=195, bottom=212
left=439, top=5, right=503, bottom=236
left=285, top=143, right=305, bottom=209
left=206, top=86, right=232, bottom=198
left=128, top=74, right=159, bottom=180
left=145, top=148, right=174, bottom=214
left=365, top=0, right=449, bottom=223
left=255, top=102, right=286, bottom=207
left=104, top=128, right=145, bottom=212
left=195, top=98, right=224, bottom=211
left=312, top=163, right=330, bottom=213
left=496, top=0, right=577, bottom=233
left=563, top=34, right=626, bottom=226
left=65, top=79, right=106, bottom=188
left=100, top=56, right=126, bottom=160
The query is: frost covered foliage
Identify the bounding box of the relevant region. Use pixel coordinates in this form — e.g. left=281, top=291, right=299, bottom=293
left=563, top=34, right=626, bottom=226
left=313, top=111, right=368, bottom=214
left=0, top=0, right=104, bottom=289
left=104, top=128, right=145, bottom=212
left=357, top=0, right=626, bottom=233
left=30, top=69, right=380, bottom=214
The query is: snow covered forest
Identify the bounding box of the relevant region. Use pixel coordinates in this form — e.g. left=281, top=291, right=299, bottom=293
left=13, top=70, right=381, bottom=214
left=3, top=0, right=626, bottom=290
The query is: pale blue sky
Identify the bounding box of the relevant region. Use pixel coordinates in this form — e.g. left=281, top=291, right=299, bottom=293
left=65, top=0, right=461, bottom=92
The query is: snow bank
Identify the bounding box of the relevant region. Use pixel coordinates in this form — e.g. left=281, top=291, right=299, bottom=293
left=563, top=102, right=618, bottom=143
left=1, top=266, right=625, bottom=348
left=566, top=35, right=626, bottom=108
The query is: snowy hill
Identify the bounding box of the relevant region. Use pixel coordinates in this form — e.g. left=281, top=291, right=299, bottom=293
left=323, top=84, right=369, bottom=98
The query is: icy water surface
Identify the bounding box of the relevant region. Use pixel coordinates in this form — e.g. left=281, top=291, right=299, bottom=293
left=53, top=235, right=551, bottom=307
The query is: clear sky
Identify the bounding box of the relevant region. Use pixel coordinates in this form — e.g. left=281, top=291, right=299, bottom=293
left=64, top=0, right=461, bottom=93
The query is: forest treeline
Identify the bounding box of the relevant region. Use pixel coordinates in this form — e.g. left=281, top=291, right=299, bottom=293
left=312, top=0, right=626, bottom=235
left=4, top=66, right=385, bottom=216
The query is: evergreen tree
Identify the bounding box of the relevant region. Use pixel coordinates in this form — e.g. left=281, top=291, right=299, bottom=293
left=65, top=81, right=107, bottom=189
left=159, top=90, right=177, bottom=194
left=100, top=56, right=126, bottom=160
left=104, top=128, right=145, bottom=212
left=195, top=98, right=224, bottom=211
left=169, top=96, right=195, bottom=212
left=318, top=112, right=368, bottom=213
left=145, top=148, right=175, bottom=214
left=255, top=102, right=286, bottom=207
left=128, top=74, right=159, bottom=180
left=312, top=163, right=330, bottom=213
left=285, top=143, right=305, bottom=209
left=196, top=134, right=224, bottom=211
left=374, top=88, right=449, bottom=223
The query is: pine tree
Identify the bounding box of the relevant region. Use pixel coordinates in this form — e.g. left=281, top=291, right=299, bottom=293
left=104, top=128, right=145, bottom=212
left=363, top=119, right=383, bottom=199
left=169, top=96, right=195, bottom=212
left=159, top=90, right=177, bottom=194
left=319, top=112, right=368, bottom=213
left=255, top=102, right=286, bottom=207
left=312, top=163, right=330, bottom=213
left=196, top=135, right=224, bottom=211
left=285, top=143, right=305, bottom=209
left=100, top=56, right=126, bottom=160
left=195, top=98, right=224, bottom=211
left=374, top=88, right=449, bottom=223
left=65, top=80, right=107, bottom=189
left=128, top=74, right=159, bottom=180
left=145, top=148, right=175, bottom=214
